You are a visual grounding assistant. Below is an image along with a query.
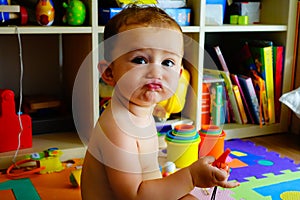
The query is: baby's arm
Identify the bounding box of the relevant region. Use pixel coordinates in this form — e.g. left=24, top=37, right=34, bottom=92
left=82, top=148, right=238, bottom=200
left=104, top=156, right=238, bottom=200
left=82, top=110, right=238, bottom=199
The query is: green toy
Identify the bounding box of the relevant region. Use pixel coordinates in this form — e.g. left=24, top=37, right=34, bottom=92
left=63, top=0, right=86, bottom=26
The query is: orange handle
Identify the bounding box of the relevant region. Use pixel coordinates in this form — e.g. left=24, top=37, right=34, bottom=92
left=7, top=159, right=45, bottom=178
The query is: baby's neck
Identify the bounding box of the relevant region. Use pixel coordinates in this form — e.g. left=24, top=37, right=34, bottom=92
left=111, top=92, right=155, bottom=125
left=108, top=93, right=157, bottom=138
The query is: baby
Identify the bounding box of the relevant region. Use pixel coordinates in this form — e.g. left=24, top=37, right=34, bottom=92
left=81, top=5, right=239, bottom=199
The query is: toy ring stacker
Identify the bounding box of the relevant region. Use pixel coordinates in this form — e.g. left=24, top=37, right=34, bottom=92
left=7, top=148, right=65, bottom=177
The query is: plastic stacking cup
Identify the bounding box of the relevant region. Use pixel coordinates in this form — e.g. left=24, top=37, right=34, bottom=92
left=199, top=124, right=222, bottom=135
left=166, top=124, right=200, bottom=168
left=199, top=130, right=226, bottom=159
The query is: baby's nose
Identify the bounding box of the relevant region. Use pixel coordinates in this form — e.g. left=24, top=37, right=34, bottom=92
left=146, top=63, right=163, bottom=79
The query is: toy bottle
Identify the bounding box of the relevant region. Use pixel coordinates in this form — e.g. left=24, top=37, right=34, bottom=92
left=63, top=0, right=86, bottom=26
left=36, top=0, right=55, bottom=26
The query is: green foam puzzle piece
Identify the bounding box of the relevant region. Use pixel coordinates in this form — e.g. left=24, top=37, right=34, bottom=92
left=0, top=178, right=40, bottom=200
left=221, top=168, right=300, bottom=199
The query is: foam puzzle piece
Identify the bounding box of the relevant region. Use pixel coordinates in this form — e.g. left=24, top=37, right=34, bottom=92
left=225, top=139, right=300, bottom=183
left=0, top=166, right=82, bottom=199
left=190, top=187, right=235, bottom=200
left=0, top=178, right=40, bottom=200
left=280, top=191, right=300, bottom=200
left=226, top=169, right=300, bottom=200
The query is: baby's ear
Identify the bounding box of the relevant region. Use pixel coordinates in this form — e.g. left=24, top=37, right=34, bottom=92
left=98, top=60, right=115, bottom=86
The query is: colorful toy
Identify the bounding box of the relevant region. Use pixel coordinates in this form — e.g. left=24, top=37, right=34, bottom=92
left=117, top=0, right=157, bottom=7
left=63, top=0, right=86, bottom=26
left=36, top=0, right=55, bottom=26
left=161, top=161, right=176, bottom=177
left=0, top=89, right=32, bottom=153
left=210, top=148, right=231, bottom=200
left=68, top=158, right=83, bottom=187
left=212, top=148, right=231, bottom=171
left=166, top=124, right=200, bottom=168
left=7, top=148, right=65, bottom=177
left=0, top=1, right=28, bottom=25
left=70, top=168, right=82, bottom=187
left=199, top=129, right=226, bottom=159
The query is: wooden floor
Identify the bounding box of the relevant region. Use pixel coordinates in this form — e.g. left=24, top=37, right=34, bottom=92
left=244, top=132, right=300, bottom=164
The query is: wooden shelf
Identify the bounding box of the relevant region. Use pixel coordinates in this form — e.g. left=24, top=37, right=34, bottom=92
left=224, top=123, right=285, bottom=139
left=97, top=26, right=201, bottom=33
left=0, top=132, right=86, bottom=170
left=0, top=26, right=92, bottom=34
left=204, top=24, right=287, bottom=32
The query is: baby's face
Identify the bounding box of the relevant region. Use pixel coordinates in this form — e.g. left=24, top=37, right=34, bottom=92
left=109, top=27, right=184, bottom=107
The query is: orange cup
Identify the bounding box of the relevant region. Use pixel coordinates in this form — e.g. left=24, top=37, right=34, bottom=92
left=198, top=130, right=226, bottom=159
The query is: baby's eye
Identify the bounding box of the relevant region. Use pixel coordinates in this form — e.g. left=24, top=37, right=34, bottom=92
left=162, top=59, right=175, bottom=67
left=131, top=57, right=147, bottom=64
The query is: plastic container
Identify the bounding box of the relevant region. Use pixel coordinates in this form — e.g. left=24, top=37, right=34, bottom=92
left=201, top=83, right=211, bottom=125
left=198, top=130, right=226, bottom=159
left=166, top=140, right=200, bottom=168
left=166, top=124, right=200, bottom=168
left=199, top=124, right=222, bottom=135
left=206, top=0, right=227, bottom=18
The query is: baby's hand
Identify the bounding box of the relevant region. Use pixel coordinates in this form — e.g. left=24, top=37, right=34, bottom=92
left=188, top=156, right=240, bottom=189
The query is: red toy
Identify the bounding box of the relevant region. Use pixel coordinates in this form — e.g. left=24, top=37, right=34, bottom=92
left=0, top=89, right=32, bottom=153
left=212, top=148, right=231, bottom=172
left=210, top=148, right=231, bottom=200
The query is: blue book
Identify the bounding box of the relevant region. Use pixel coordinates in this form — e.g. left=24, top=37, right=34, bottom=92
left=211, top=83, right=226, bottom=126
left=238, top=75, right=264, bottom=125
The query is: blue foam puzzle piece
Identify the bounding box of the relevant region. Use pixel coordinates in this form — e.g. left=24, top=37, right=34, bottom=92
left=225, top=139, right=300, bottom=182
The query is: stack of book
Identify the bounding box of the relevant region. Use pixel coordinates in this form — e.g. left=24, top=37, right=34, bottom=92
left=204, top=41, right=284, bottom=126
left=202, top=72, right=227, bottom=126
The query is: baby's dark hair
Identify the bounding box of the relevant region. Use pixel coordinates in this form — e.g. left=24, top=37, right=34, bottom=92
left=104, top=4, right=182, bottom=41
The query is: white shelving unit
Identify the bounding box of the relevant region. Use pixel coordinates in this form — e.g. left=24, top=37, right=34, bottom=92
left=204, top=0, right=297, bottom=139
left=0, top=0, right=298, bottom=169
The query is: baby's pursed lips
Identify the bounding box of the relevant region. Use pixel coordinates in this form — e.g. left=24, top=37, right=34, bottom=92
left=145, top=82, right=162, bottom=91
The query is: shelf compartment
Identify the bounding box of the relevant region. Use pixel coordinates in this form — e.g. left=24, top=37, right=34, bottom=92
left=0, top=132, right=86, bottom=170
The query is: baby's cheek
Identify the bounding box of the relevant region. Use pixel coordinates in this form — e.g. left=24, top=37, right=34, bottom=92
left=169, top=79, right=180, bottom=93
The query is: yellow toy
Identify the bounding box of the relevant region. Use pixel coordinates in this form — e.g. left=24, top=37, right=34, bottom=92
left=34, top=148, right=64, bottom=174
left=7, top=148, right=65, bottom=177
left=70, top=168, right=82, bottom=187
left=153, top=68, right=190, bottom=121
left=117, top=0, right=157, bottom=6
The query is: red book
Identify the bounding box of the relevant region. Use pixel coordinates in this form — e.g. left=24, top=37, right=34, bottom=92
left=273, top=46, right=284, bottom=123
